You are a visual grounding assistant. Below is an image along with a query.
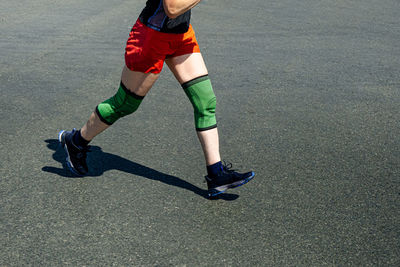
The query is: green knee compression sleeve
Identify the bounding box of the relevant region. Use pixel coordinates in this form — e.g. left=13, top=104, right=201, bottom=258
left=96, top=82, right=144, bottom=125
left=182, top=75, right=217, bottom=131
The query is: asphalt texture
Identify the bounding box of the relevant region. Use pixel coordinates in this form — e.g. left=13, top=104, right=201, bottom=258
left=1, top=0, right=399, bottom=265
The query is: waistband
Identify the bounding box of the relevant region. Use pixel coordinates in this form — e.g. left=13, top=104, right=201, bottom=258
left=136, top=18, right=193, bottom=39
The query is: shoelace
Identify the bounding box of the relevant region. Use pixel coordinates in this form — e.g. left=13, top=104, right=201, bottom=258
left=222, top=161, right=235, bottom=173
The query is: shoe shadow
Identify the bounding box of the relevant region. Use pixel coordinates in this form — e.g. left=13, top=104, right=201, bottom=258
left=42, top=139, right=239, bottom=201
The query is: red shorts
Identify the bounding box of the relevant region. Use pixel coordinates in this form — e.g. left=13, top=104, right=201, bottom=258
left=125, top=19, right=201, bottom=74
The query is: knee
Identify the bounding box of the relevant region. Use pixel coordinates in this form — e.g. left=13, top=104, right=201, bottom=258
left=96, top=82, right=144, bottom=125
left=182, top=75, right=217, bottom=131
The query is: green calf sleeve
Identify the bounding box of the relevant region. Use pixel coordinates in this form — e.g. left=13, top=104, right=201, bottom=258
left=182, top=75, right=217, bottom=131
left=96, top=82, right=144, bottom=125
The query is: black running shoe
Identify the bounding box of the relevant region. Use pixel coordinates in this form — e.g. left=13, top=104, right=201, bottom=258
left=205, top=162, right=255, bottom=197
left=58, top=128, right=89, bottom=176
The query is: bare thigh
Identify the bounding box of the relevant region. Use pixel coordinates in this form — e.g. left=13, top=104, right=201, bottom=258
left=165, top=53, right=208, bottom=84
left=121, top=65, right=160, bottom=96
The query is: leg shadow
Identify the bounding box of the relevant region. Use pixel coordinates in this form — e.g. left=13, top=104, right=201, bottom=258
left=42, top=139, right=239, bottom=201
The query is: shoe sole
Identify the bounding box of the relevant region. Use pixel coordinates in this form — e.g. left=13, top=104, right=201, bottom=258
left=58, top=130, right=83, bottom=176
left=208, top=171, right=255, bottom=197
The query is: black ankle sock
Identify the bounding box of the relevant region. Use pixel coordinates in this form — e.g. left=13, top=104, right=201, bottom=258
left=207, top=161, right=223, bottom=178
left=73, top=129, right=90, bottom=147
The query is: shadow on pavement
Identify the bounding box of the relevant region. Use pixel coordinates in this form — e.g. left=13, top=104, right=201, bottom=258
left=42, top=139, right=239, bottom=201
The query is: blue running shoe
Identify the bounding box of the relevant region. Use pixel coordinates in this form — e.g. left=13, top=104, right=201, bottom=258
left=205, top=162, right=255, bottom=197
left=58, top=129, right=89, bottom=176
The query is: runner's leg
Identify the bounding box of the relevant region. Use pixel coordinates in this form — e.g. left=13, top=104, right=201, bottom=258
left=166, top=53, right=221, bottom=166
left=80, top=66, right=159, bottom=141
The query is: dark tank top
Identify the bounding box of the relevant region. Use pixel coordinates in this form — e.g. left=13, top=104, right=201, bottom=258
left=139, top=0, right=191, bottom=34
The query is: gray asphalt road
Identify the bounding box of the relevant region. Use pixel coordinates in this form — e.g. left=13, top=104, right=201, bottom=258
left=1, top=0, right=399, bottom=265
